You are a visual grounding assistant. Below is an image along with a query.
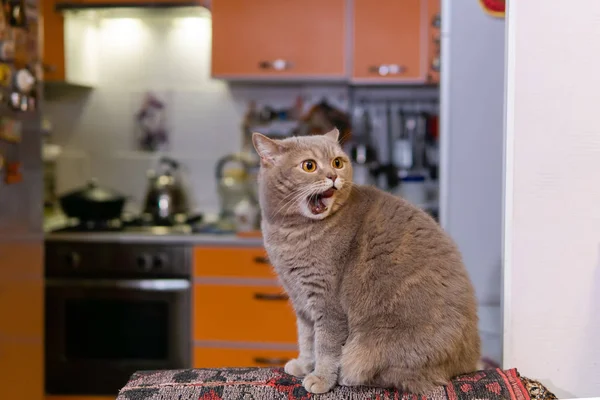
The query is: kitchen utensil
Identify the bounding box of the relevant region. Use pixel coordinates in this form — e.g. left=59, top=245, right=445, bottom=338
left=396, top=174, right=427, bottom=206
left=348, top=105, right=378, bottom=186
left=215, top=153, right=256, bottom=224
left=393, top=109, right=414, bottom=171
left=233, top=197, right=259, bottom=233
left=59, top=179, right=126, bottom=221
left=142, top=156, right=189, bottom=223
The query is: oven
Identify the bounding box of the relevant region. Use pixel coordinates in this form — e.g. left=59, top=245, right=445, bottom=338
left=45, top=241, right=192, bottom=395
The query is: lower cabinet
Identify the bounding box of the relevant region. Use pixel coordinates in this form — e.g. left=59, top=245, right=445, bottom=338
left=193, top=347, right=298, bottom=369
left=193, top=283, right=297, bottom=344
left=193, top=245, right=299, bottom=370
left=0, top=339, right=43, bottom=400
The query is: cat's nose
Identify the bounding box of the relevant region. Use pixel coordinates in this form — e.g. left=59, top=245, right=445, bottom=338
left=327, top=174, right=337, bottom=182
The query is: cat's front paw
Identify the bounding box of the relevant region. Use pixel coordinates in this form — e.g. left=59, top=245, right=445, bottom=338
left=284, top=358, right=314, bottom=377
left=303, top=373, right=337, bottom=394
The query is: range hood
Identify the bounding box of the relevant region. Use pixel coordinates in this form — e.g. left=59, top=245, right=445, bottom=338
left=55, top=1, right=210, bottom=11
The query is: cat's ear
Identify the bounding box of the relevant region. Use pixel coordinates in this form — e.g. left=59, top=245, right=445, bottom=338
left=252, top=132, right=283, bottom=166
left=323, top=128, right=340, bottom=143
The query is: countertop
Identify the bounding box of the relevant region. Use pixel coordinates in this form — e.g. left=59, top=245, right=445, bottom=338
left=44, top=211, right=264, bottom=247
left=45, top=231, right=264, bottom=246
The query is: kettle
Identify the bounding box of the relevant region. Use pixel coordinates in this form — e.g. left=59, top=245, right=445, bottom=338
left=215, top=153, right=257, bottom=225
left=143, top=157, right=188, bottom=223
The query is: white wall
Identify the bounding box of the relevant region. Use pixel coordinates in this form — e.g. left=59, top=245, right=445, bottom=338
left=441, top=0, right=505, bottom=362
left=503, top=1, right=600, bottom=397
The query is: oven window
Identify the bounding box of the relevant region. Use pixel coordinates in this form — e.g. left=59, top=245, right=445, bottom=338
left=65, top=299, right=169, bottom=360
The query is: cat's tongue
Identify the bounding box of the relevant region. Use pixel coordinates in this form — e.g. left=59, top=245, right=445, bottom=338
left=320, top=188, right=336, bottom=198
left=309, top=188, right=336, bottom=214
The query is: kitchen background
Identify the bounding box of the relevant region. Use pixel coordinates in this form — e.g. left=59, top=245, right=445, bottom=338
left=44, top=6, right=440, bottom=218
left=0, top=0, right=507, bottom=398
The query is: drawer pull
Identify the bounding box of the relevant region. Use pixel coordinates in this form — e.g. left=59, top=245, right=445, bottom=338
left=253, top=256, right=270, bottom=264
left=253, top=357, right=290, bottom=366
left=368, top=64, right=405, bottom=76
left=253, top=292, right=289, bottom=301
left=258, top=59, right=293, bottom=71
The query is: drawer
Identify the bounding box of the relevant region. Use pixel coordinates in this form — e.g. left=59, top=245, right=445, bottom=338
left=194, top=346, right=298, bottom=369
left=193, top=284, right=297, bottom=343
left=0, top=279, right=43, bottom=337
left=0, top=339, right=43, bottom=399
left=194, top=247, right=275, bottom=279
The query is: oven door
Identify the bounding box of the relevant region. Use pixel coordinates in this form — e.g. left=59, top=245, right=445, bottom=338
left=45, top=278, right=191, bottom=395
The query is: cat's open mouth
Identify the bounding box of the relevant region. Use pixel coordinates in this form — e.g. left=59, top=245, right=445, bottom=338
left=308, top=188, right=336, bottom=215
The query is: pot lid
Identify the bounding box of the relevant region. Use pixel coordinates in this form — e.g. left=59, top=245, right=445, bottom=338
left=64, top=179, right=124, bottom=202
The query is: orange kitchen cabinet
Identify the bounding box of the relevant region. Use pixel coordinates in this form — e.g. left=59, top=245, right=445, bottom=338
left=0, top=340, right=43, bottom=400
left=193, top=246, right=276, bottom=279
left=194, top=347, right=297, bottom=369
left=211, top=0, right=347, bottom=79
left=41, top=0, right=66, bottom=81
left=352, top=0, right=428, bottom=83
left=64, top=0, right=206, bottom=4
left=193, top=283, right=297, bottom=344
left=0, top=279, right=43, bottom=338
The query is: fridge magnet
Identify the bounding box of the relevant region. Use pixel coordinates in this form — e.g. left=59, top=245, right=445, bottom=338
left=0, top=38, right=14, bottom=61
left=135, top=91, right=170, bottom=152
left=3, top=0, right=28, bottom=29
left=479, top=0, right=505, bottom=18
left=0, top=117, right=21, bottom=142
left=0, top=62, right=12, bottom=86
left=4, top=160, right=22, bottom=184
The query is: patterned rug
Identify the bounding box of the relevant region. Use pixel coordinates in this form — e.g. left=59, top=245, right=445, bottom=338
left=117, top=367, right=557, bottom=400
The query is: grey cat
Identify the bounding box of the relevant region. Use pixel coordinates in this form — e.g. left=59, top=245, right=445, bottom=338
left=252, top=129, right=480, bottom=395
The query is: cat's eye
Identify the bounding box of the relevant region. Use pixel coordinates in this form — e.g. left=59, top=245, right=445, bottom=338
left=332, top=157, right=344, bottom=169
left=301, top=159, right=317, bottom=172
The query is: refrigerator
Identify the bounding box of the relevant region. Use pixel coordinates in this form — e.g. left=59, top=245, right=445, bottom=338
left=0, top=1, right=44, bottom=399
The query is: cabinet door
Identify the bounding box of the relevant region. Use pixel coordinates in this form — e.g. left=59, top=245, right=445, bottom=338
left=352, top=0, right=427, bottom=83
left=0, top=340, right=43, bottom=400
left=194, top=347, right=297, bottom=369
left=193, top=246, right=276, bottom=279
left=193, top=284, right=297, bottom=343
left=69, top=0, right=205, bottom=4
left=211, top=0, right=346, bottom=79
left=41, top=0, right=66, bottom=81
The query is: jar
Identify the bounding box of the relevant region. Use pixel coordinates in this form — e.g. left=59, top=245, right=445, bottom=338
left=398, top=174, right=427, bottom=206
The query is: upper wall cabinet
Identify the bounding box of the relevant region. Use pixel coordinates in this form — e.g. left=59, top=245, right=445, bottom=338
left=211, top=0, right=347, bottom=80
left=352, top=0, right=431, bottom=83
left=41, top=0, right=65, bottom=82
left=55, top=0, right=204, bottom=5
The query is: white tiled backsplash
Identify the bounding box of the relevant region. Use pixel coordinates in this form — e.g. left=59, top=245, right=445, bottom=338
left=46, top=7, right=349, bottom=214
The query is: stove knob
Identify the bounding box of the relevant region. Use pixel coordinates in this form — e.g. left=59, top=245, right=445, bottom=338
left=136, top=254, right=152, bottom=271
left=153, top=253, right=168, bottom=269
left=66, top=252, right=81, bottom=269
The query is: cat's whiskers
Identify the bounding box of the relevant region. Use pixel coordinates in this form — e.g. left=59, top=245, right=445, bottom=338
left=276, top=182, right=333, bottom=218
left=273, top=183, right=324, bottom=218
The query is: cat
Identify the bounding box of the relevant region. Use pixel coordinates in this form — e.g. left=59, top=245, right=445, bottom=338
left=252, top=128, right=480, bottom=395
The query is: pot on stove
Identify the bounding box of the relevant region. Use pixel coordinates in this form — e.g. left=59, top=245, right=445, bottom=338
left=59, top=179, right=126, bottom=221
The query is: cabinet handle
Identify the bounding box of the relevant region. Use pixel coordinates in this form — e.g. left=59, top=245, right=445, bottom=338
left=253, top=357, right=290, bottom=366
left=368, top=64, right=405, bottom=76
left=253, top=256, right=270, bottom=264
left=258, top=59, right=293, bottom=71
left=253, top=292, right=289, bottom=301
